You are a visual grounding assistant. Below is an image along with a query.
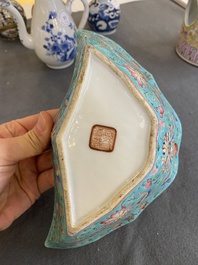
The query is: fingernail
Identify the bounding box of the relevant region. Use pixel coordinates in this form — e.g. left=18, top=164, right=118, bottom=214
left=36, top=112, right=46, bottom=132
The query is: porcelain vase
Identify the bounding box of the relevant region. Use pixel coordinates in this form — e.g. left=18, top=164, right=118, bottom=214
left=88, top=0, right=121, bottom=35
left=176, top=0, right=198, bottom=66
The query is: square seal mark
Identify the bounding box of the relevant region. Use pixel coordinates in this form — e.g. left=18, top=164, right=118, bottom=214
left=89, top=124, right=117, bottom=152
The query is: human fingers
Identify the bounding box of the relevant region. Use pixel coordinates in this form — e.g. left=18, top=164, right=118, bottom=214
left=15, top=109, right=59, bottom=132
left=37, top=168, right=54, bottom=194
left=36, top=150, right=53, bottom=173
left=0, top=111, right=54, bottom=164
left=0, top=187, right=32, bottom=230
left=0, top=109, right=59, bottom=138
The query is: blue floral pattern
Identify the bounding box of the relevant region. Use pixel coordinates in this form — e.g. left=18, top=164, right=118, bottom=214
left=41, top=12, right=76, bottom=63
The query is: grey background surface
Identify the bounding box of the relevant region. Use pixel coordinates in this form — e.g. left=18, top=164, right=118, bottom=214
left=0, top=0, right=198, bottom=264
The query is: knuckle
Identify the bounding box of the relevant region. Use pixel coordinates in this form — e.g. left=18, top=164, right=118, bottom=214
left=3, top=120, right=27, bottom=137
left=25, top=130, right=44, bottom=154
left=4, top=120, right=17, bottom=137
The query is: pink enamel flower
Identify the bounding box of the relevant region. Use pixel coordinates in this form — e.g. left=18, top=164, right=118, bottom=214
left=101, top=205, right=133, bottom=226
left=124, top=64, right=147, bottom=87
left=150, top=167, right=158, bottom=175
left=159, top=120, right=165, bottom=128
left=145, top=178, right=152, bottom=189
left=158, top=106, right=164, bottom=118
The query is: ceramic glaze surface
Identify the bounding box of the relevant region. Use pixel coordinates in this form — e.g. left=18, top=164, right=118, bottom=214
left=38, top=10, right=77, bottom=68
left=0, top=0, right=89, bottom=68
left=176, top=0, right=198, bottom=66
left=58, top=52, right=151, bottom=226
left=0, top=0, right=26, bottom=40
left=45, top=30, right=182, bottom=249
left=88, top=0, right=120, bottom=35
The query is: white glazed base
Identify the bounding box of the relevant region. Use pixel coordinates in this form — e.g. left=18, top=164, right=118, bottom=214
left=46, top=59, right=74, bottom=69
left=57, top=51, right=151, bottom=228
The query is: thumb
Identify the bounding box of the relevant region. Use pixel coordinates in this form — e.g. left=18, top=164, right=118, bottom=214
left=1, top=111, right=54, bottom=163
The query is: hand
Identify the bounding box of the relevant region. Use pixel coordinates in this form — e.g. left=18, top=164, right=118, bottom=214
left=0, top=110, right=58, bottom=230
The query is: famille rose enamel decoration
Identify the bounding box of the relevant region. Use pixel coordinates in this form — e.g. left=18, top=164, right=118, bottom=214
left=45, top=30, right=182, bottom=249
left=176, top=0, right=198, bottom=66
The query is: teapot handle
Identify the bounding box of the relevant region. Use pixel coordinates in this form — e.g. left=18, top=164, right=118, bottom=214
left=184, top=0, right=198, bottom=27
left=65, top=0, right=89, bottom=29
left=78, top=0, right=89, bottom=29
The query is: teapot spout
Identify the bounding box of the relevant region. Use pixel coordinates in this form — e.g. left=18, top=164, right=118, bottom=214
left=0, top=0, right=34, bottom=49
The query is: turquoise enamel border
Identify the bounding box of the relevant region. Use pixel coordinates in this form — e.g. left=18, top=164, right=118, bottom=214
left=45, top=30, right=182, bottom=249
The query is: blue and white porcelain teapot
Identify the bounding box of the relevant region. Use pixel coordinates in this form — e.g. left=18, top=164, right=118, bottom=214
left=0, top=0, right=89, bottom=69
